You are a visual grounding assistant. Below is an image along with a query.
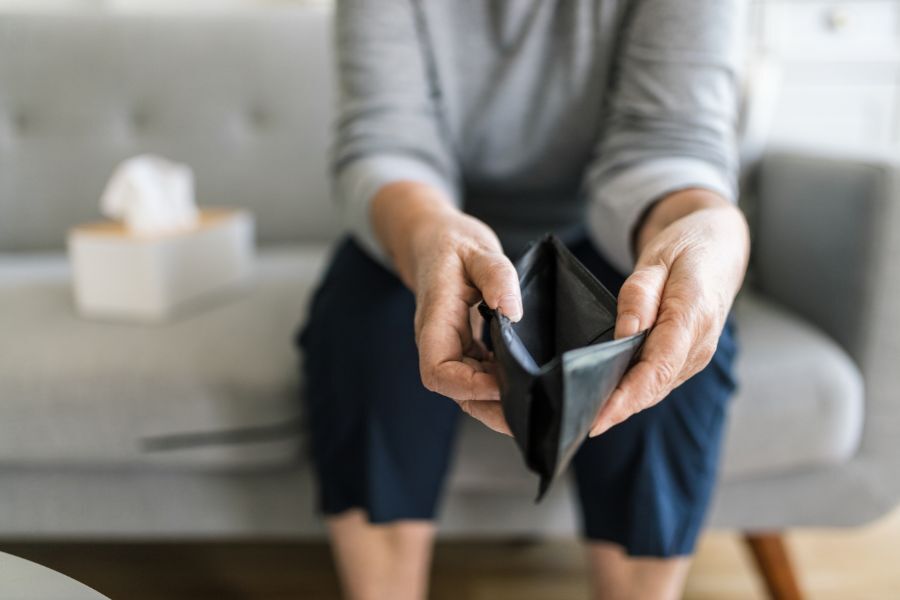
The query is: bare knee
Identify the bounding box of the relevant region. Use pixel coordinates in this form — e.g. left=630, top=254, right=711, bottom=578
left=586, top=541, right=691, bottom=600
left=327, top=509, right=436, bottom=600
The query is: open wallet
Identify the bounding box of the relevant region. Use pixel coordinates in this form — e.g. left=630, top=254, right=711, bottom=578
left=478, top=234, right=646, bottom=500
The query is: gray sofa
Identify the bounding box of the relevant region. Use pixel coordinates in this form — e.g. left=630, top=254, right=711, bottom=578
left=1, top=7, right=898, bottom=593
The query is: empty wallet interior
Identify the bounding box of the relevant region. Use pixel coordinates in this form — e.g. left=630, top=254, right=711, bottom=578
left=481, top=235, right=644, bottom=500
left=513, top=236, right=618, bottom=368
left=503, top=237, right=621, bottom=485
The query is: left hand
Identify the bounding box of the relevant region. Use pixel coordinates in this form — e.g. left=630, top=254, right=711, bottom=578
left=589, top=188, right=750, bottom=437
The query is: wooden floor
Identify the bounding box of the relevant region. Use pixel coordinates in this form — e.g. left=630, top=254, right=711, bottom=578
left=2, top=508, right=899, bottom=599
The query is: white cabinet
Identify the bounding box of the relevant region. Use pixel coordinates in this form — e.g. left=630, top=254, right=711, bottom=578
left=766, top=65, right=900, bottom=151
left=762, top=1, right=900, bottom=57
left=756, top=0, right=900, bottom=157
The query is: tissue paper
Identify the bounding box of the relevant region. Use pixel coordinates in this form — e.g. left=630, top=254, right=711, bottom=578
left=100, top=154, right=199, bottom=236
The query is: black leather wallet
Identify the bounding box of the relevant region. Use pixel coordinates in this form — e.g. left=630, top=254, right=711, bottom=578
left=479, top=234, right=646, bottom=500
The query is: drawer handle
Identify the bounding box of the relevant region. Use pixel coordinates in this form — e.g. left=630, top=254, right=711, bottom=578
left=824, top=7, right=850, bottom=32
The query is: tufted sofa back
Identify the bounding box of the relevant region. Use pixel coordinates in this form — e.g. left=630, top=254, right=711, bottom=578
left=0, top=7, right=339, bottom=252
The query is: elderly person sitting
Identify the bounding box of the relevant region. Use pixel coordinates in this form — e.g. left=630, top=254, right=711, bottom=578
left=296, top=1, right=749, bottom=598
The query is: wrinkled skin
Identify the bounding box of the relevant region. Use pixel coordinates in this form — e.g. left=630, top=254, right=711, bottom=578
left=372, top=182, right=750, bottom=437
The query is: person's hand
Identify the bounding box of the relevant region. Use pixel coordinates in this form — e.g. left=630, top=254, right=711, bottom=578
left=371, top=182, right=521, bottom=435
left=589, top=189, right=750, bottom=437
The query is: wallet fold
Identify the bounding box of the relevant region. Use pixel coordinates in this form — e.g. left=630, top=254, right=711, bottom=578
left=479, top=234, right=646, bottom=500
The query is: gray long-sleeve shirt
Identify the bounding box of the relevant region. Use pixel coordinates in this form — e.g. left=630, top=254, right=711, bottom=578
left=333, top=0, right=745, bottom=272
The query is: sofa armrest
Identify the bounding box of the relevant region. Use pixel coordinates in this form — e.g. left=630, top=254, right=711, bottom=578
left=747, top=150, right=900, bottom=511
left=749, top=151, right=898, bottom=365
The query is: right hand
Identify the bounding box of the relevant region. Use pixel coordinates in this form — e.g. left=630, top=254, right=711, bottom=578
left=372, top=182, right=522, bottom=435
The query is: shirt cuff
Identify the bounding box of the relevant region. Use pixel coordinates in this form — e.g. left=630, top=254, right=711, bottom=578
left=586, top=157, right=736, bottom=274
left=334, top=153, right=459, bottom=265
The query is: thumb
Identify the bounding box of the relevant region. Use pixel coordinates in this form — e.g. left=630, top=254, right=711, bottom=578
left=466, top=249, right=523, bottom=322
left=615, top=263, right=668, bottom=338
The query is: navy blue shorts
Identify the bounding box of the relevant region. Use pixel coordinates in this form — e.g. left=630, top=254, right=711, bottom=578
left=296, top=235, right=738, bottom=557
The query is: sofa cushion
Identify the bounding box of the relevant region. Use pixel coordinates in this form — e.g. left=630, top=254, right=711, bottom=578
left=0, top=246, right=865, bottom=485
left=0, top=244, right=330, bottom=470
left=448, top=291, right=865, bottom=492
left=720, top=292, right=865, bottom=480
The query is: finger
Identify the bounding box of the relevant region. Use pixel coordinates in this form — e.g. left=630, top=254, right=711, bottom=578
left=614, top=264, right=668, bottom=338
left=415, top=270, right=493, bottom=399
left=465, top=250, right=523, bottom=322
left=419, top=318, right=501, bottom=401
left=427, top=358, right=502, bottom=401
left=679, top=335, right=720, bottom=389
left=460, top=400, right=512, bottom=436
left=466, top=305, right=488, bottom=360
left=469, top=304, right=485, bottom=339
left=589, top=311, right=693, bottom=436
left=461, top=354, right=490, bottom=371
left=465, top=338, right=490, bottom=362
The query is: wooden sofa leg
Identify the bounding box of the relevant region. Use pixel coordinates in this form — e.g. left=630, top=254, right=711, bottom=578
left=744, top=532, right=804, bottom=600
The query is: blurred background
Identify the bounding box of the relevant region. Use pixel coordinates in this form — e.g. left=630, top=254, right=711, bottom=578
left=0, top=0, right=324, bottom=10
left=0, top=0, right=897, bottom=599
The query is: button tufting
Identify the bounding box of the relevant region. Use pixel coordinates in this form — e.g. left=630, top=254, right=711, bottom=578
left=249, top=106, right=269, bottom=129
left=13, top=110, right=29, bottom=134
left=130, top=108, right=151, bottom=132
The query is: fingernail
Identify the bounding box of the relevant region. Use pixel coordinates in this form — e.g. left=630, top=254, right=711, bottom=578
left=616, top=314, right=640, bottom=338
left=498, top=294, right=523, bottom=322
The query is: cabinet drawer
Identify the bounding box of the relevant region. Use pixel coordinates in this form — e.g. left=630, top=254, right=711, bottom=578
left=762, top=1, right=900, bottom=55
left=768, top=81, right=900, bottom=153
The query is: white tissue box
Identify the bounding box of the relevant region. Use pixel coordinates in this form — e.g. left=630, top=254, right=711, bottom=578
left=68, top=208, right=254, bottom=321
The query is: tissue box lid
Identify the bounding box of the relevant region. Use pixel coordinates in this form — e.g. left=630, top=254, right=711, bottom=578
left=69, top=208, right=245, bottom=241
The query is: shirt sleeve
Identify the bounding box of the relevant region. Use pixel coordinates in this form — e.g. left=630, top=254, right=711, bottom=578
left=585, top=0, right=746, bottom=274
left=332, top=0, right=460, bottom=264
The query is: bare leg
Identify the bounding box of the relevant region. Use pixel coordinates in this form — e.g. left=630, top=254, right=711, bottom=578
left=327, top=509, right=435, bottom=600
left=586, top=541, right=691, bottom=600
